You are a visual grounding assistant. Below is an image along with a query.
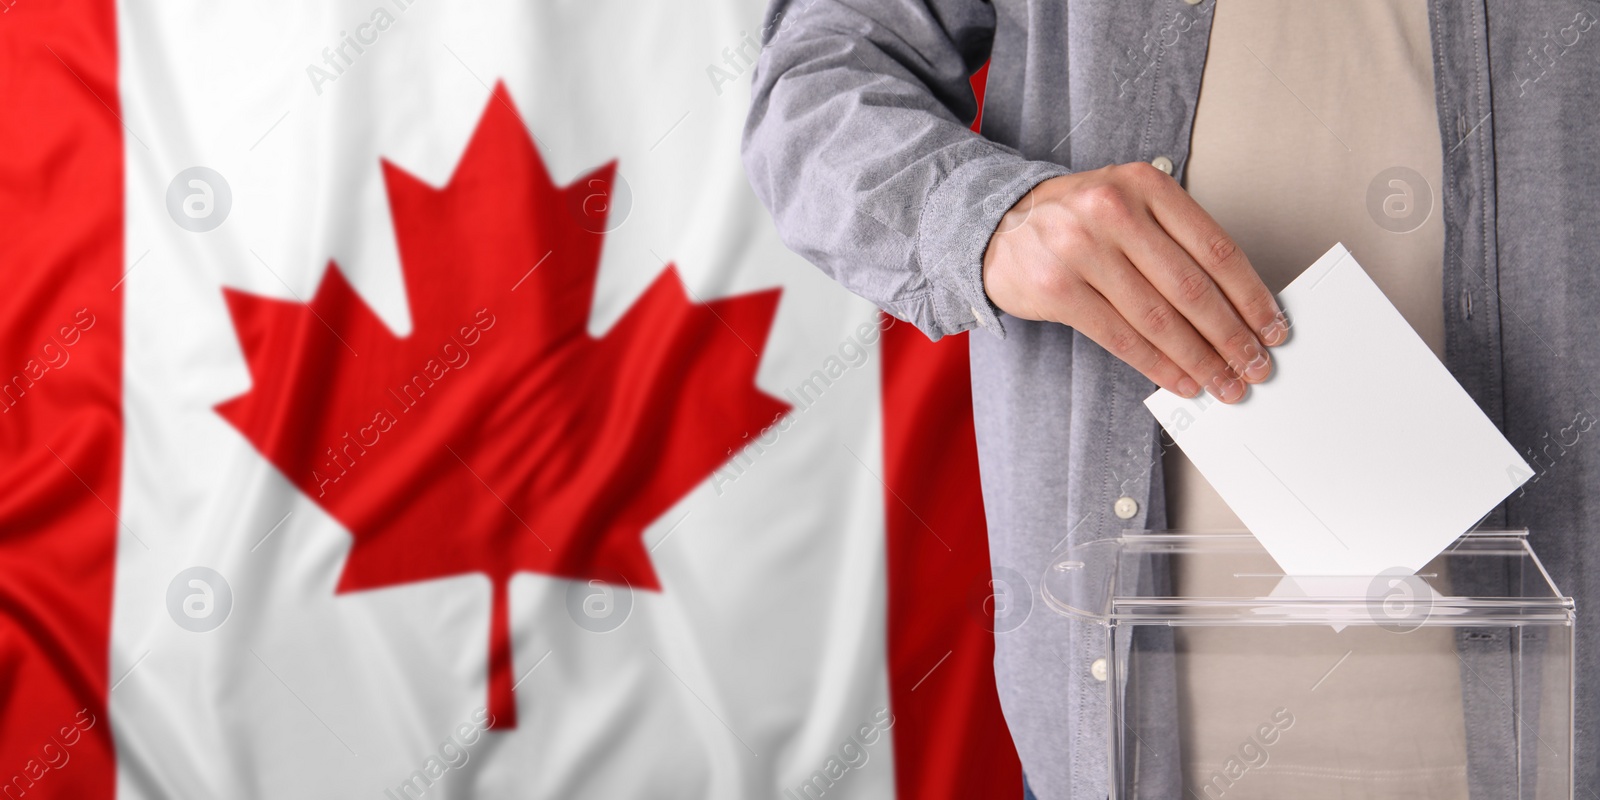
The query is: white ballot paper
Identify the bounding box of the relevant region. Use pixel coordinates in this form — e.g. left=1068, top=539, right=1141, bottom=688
left=1144, top=243, right=1532, bottom=576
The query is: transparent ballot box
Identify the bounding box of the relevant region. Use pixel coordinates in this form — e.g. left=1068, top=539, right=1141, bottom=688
left=1042, top=532, right=1574, bottom=800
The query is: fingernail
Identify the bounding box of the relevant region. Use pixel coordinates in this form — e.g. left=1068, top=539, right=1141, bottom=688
left=1177, top=376, right=1200, bottom=398
left=1242, top=346, right=1271, bottom=382
left=1259, top=312, right=1289, bottom=346
left=1211, top=375, right=1245, bottom=403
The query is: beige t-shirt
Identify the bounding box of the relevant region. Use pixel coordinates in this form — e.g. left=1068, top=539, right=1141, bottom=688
left=1170, top=0, right=1446, bottom=533
left=1169, top=2, right=1466, bottom=797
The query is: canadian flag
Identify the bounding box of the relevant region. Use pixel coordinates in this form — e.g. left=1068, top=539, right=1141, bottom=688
left=0, top=1, right=1019, bottom=798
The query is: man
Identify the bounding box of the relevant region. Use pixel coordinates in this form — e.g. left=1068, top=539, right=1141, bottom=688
left=743, top=0, right=1599, bottom=798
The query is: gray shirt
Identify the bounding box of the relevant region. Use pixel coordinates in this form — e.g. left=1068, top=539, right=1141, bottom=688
left=742, top=1, right=1600, bottom=797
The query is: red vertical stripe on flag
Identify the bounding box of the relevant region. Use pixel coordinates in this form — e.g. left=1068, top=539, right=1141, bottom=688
left=0, top=0, right=122, bottom=796
left=967, top=61, right=989, bottom=134
left=879, top=61, right=1019, bottom=800
left=881, top=318, right=1021, bottom=799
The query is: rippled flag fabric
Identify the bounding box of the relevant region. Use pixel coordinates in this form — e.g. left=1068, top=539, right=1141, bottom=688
left=0, top=1, right=1018, bottom=798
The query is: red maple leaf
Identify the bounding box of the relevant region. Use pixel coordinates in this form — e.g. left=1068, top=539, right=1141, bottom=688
left=217, top=83, right=788, bottom=729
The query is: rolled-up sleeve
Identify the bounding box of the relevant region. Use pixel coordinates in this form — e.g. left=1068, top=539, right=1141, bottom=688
left=742, top=0, right=1069, bottom=340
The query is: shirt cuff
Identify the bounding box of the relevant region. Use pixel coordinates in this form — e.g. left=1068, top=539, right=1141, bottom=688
left=915, top=154, right=1070, bottom=339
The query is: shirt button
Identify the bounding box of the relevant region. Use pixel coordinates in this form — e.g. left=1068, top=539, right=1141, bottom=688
left=972, top=306, right=987, bottom=327
left=1114, top=496, right=1139, bottom=520
left=1151, top=155, right=1174, bottom=175
left=1183, top=0, right=1203, bottom=5
left=1091, top=658, right=1108, bottom=682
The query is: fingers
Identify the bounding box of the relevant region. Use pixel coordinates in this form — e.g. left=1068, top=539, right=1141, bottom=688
left=1122, top=225, right=1269, bottom=396
left=1076, top=249, right=1246, bottom=402
left=985, top=164, right=1286, bottom=405
left=1059, top=278, right=1201, bottom=399
left=1143, top=173, right=1289, bottom=347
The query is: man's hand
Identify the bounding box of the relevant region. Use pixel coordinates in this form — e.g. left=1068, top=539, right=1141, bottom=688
left=982, top=163, right=1288, bottom=403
